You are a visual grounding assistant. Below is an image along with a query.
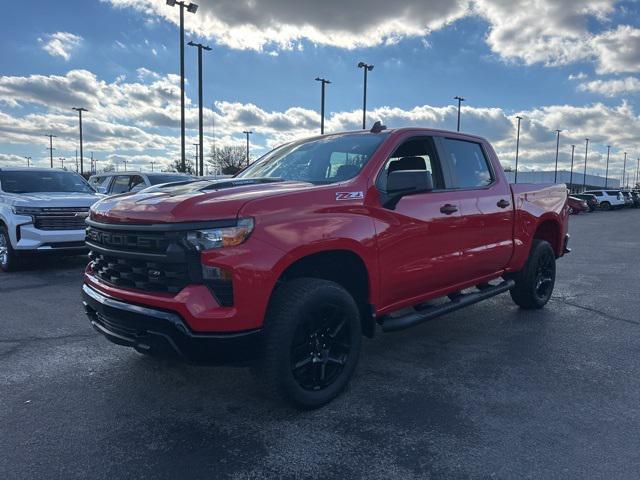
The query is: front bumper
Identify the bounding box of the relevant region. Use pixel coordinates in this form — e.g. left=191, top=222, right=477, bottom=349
left=82, top=283, right=261, bottom=365
left=13, top=223, right=87, bottom=252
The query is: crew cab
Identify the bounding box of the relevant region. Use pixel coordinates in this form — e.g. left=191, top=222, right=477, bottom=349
left=0, top=168, right=99, bottom=272
left=82, top=126, right=569, bottom=408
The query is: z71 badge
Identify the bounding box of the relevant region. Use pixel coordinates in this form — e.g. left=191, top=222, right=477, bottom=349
left=335, top=191, right=364, bottom=201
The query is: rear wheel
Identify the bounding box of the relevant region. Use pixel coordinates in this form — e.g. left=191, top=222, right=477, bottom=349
left=0, top=226, right=20, bottom=272
left=253, top=278, right=362, bottom=409
left=509, top=240, right=556, bottom=310
left=600, top=201, right=611, bottom=211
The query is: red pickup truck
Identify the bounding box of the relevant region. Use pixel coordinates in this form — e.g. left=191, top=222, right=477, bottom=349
left=82, top=125, right=569, bottom=408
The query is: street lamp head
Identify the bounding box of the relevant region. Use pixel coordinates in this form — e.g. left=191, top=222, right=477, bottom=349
left=166, top=0, right=176, bottom=6
left=186, top=2, right=198, bottom=13
left=454, top=96, right=465, bottom=102
left=187, top=40, right=196, bottom=46
left=358, top=62, right=373, bottom=71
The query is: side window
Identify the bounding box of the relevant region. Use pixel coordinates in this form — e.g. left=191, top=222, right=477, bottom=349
left=378, top=137, right=444, bottom=189
left=110, top=175, right=131, bottom=194
left=129, top=175, right=145, bottom=192
left=443, top=138, right=493, bottom=189
left=593, top=191, right=603, bottom=197
left=88, top=177, right=100, bottom=187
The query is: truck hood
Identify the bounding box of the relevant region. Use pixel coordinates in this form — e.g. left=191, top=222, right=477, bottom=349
left=90, top=178, right=312, bottom=224
left=5, top=191, right=99, bottom=208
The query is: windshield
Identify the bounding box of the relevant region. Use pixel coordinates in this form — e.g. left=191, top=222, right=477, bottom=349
left=0, top=171, right=94, bottom=194
left=147, top=174, right=194, bottom=185
left=236, top=133, right=388, bottom=184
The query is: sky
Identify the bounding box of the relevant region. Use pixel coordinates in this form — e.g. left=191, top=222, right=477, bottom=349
left=0, top=0, right=639, bottom=180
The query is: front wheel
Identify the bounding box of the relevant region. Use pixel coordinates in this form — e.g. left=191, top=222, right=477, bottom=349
left=509, top=239, right=556, bottom=309
left=600, top=201, right=611, bottom=211
left=253, top=278, right=362, bottom=409
left=0, top=226, right=20, bottom=272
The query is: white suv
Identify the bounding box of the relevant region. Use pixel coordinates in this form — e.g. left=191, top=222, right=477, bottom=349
left=88, top=172, right=194, bottom=195
left=583, top=190, right=625, bottom=210
left=0, top=168, right=99, bottom=271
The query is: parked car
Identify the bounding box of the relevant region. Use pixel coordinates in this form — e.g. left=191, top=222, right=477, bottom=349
left=572, top=193, right=598, bottom=212
left=620, top=191, right=635, bottom=207
left=0, top=168, right=99, bottom=272
left=630, top=191, right=640, bottom=207
left=583, top=190, right=625, bottom=210
left=568, top=196, right=589, bottom=214
left=87, top=171, right=195, bottom=195
left=82, top=126, right=569, bottom=408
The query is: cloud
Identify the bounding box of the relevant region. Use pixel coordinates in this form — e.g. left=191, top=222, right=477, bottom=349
left=592, top=25, right=640, bottom=74
left=1, top=68, right=639, bottom=176
left=102, top=0, right=638, bottom=75
left=578, top=77, right=640, bottom=96
left=39, top=32, right=83, bottom=60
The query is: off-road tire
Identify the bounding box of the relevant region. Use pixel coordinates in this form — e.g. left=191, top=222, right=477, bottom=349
left=253, top=278, right=362, bottom=409
left=509, top=239, right=556, bottom=310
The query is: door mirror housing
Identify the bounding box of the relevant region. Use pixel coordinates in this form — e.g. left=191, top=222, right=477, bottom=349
left=381, top=170, right=433, bottom=209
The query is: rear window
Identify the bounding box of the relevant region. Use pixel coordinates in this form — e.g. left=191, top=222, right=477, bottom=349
left=147, top=174, right=193, bottom=185
left=443, top=138, right=493, bottom=189
left=606, top=191, right=619, bottom=196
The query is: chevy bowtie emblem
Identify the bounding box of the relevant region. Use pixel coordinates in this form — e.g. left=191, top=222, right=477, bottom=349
left=148, top=269, right=162, bottom=278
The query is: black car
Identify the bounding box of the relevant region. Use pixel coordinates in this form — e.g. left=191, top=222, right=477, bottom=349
left=572, top=193, right=599, bottom=212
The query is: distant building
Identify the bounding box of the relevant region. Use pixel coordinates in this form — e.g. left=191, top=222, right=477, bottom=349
left=504, top=170, right=620, bottom=192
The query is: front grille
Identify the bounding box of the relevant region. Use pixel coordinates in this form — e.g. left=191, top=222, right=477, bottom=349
left=34, top=207, right=89, bottom=231
left=89, top=251, right=191, bottom=294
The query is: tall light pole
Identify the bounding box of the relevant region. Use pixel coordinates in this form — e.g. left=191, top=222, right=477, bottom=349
left=553, top=129, right=561, bottom=183
left=188, top=40, right=211, bottom=176
left=59, top=157, right=65, bottom=169
left=72, top=107, right=88, bottom=175
left=151, top=160, right=156, bottom=172
left=605, top=145, right=611, bottom=188
left=193, top=143, right=199, bottom=171
left=243, top=130, right=252, bottom=166
left=622, top=152, right=628, bottom=189
left=315, top=77, right=331, bottom=134
left=357, top=62, right=374, bottom=129
left=44, top=134, right=56, bottom=168
left=514, top=116, right=523, bottom=183
left=24, top=156, right=31, bottom=168
left=635, top=157, right=639, bottom=189
left=582, top=138, right=589, bottom=192
left=167, top=0, right=199, bottom=172
left=569, top=145, right=576, bottom=192
left=454, top=96, right=465, bottom=132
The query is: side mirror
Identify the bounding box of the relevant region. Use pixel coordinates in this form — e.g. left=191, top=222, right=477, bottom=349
left=381, top=170, right=433, bottom=209
left=386, top=170, right=433, bottom=194
left=96, top=186, right=107, bottom=194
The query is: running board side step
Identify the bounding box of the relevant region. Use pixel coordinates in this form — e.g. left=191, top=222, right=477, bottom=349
left=380, top=280, right=515, bottom=333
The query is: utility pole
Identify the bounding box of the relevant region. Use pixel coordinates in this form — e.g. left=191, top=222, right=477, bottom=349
left=454, top=96, right=465, bottom=132
left=622, top=152, right=628, bottom=189
left=243, top=130, right=252, bottom=166
left=44, top=134, right=56, bottom=168
left=553, top=129, right=561, bottom=183
left=315, top=77, right=331, bottom=134
left=582, top=138, right=589, bottom=192
left=605, top=145, right=611, bottom=188
left=514, top=116, right=523, bottom=183
left=166, top=0, right=199, bottom=172
left=569, top=145, right=575, bottom=192
left=357, top=62, right=374, bottom=129
left=72, top=107, right=87, bottom=175
left=188, top=41, right=211, bottom=176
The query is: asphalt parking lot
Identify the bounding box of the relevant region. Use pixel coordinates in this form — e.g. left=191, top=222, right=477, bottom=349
left=1, top=209, right=640, bottom=479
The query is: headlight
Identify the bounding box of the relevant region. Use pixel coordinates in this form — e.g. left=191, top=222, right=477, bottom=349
left=185, top=218, right=254, bottom=251
left=12, top=206, right=42, bottom=216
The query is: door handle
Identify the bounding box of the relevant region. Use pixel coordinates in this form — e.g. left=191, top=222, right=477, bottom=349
left=440, top=204, right=458, bottom=215
left=497, top=199, right=510, bottom=208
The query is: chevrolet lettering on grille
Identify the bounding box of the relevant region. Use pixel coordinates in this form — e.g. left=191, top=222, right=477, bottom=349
left=87, top=229, right=164, bottom=250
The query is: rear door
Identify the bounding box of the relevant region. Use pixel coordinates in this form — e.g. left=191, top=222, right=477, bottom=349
left=437, top=137, right=514, bottom=280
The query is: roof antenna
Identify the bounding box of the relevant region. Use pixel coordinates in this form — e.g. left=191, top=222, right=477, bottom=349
left=370, top=120, right=386, bottom=133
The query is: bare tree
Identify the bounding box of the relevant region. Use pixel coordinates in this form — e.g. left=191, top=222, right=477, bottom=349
left=208, top=146, right=247, bottom=175
left=167, top=158, right=196, bottom=174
